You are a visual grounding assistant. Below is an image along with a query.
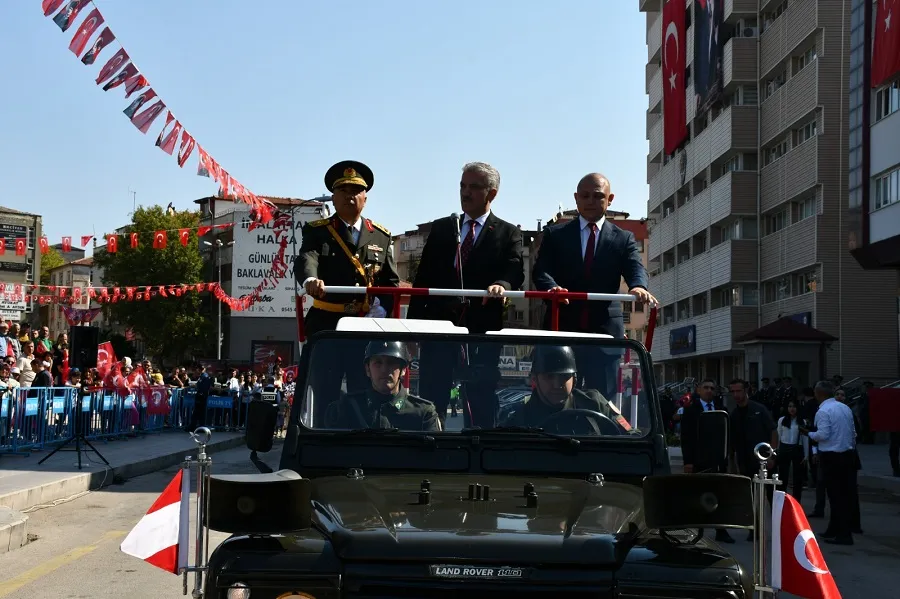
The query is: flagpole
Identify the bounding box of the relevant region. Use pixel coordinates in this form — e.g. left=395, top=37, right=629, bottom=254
left=190, top=427, right=212, bottom=598
left=752, top=442, right=781, bottom=598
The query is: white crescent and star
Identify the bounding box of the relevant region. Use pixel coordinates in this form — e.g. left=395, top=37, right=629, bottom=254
left=664, top=21, right=680, bottom=90
left=885, top=0, right=893, bottom=32
left=793, top=529, right=829, bottom=575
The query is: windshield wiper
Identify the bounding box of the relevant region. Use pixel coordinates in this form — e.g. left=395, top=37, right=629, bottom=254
left=335, top=427, right=403, bottom=436
left=463, top=426, right=580, bottom=447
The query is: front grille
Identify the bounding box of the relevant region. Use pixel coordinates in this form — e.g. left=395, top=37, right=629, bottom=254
left=346, top=583, right=611, bottom=599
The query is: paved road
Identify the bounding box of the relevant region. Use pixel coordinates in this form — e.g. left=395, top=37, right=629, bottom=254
left=0, top=442, right=897, bottom=598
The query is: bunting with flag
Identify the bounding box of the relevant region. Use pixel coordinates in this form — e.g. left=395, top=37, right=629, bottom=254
left=39, top=0, right=275, bottom=224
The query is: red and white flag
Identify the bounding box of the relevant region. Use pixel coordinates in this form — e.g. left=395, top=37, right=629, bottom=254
left=81, top=27, right=115, bottom=66
left=662, top=0, right=688, bottom=155
left=68, top=7, right=104, bottom=57
left=61, top=236, right=72, bottom=252
left=872, top=0, right=900, bottom=88
left=771, top=490, right=841, bottom=598
left=120, top=469, right=190, bottom=574
left=153, top=230, right=168, bottom=249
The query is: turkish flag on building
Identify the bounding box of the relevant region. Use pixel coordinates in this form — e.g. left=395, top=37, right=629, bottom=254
left=62, top=236, right=72, bottom=252
left=107, top=234, right=118, bottom=253
left=771, top=490, right=840, bottom=598
left=39, top=237, right=49, bottom=255
left=130, top=232, right=139, bottom=249
left=178, top=229, right=190, bottom=246
left=0, top=240, right=5, bottom=256
left=872, top=0, right=900, bottom=88
left=15, top=238, right=25, bottom=256
left=153, top=231, right=167, bottom=249
left=662, top=0, right=688, bottom=155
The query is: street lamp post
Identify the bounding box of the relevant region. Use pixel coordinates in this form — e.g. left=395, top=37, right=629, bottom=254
left=202, top=239, right=234, bottom=361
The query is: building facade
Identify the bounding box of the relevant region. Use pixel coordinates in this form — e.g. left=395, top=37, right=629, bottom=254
left=848, top=0, right=900, bottom=270
left=0, top=206, right=42, bottom=324
left=642, top=0, right=898, bottom=387
left=46, top=257, right=105, bottom=339
left=195, top=195, right=327, bottom=365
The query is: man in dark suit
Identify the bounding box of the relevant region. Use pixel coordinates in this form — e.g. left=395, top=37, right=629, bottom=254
left=408, top=161, right=524, bottom=428
left=681, top=377, right=735, bottom=544
left=532, top=173, right=654, bottom=398
left=295, top=160, right=400, bottom=423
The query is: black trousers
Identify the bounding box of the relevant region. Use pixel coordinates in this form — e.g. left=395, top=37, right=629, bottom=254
left=776, top=443, right=806, bottom=503
left=418, top=342, right=500, bottom=429
left=819, top=450, right=856, bottom=540
left=301, top=339, right=368, bottom=427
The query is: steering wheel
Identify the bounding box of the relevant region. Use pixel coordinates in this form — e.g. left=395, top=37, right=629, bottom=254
left=540, top=408, right=624, bottom=436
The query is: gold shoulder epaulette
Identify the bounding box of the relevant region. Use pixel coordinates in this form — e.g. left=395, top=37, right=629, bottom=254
left=369, top=220, right=390, bottom=236
left=307, top=218, right=330, bottom=227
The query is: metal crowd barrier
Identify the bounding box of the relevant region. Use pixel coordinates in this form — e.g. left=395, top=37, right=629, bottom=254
left=0, top=386, right=265, bottom=456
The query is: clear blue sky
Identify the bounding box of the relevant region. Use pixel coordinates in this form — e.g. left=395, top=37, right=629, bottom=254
left=2, top=0, right=650, bottom=246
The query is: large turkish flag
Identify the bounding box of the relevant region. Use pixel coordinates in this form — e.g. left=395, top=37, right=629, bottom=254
left=872, top=0, right=900, bottom=88
left=662, top=0, right=688, bottom=155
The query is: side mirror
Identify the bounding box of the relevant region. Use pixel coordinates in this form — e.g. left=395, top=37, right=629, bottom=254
left=206, top=470, right=312, bottom=533
left=695, top=410, right=729, bottom=467
left=643, top=474, right=753, bottom=529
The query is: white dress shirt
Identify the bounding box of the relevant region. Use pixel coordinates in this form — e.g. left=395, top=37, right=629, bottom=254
left=808, top=398, right=856, bottom=453
left=579, top=215, right=606, bottom=258
left=777, top=416, right=809, bottom=453
left=698, top=399, right=717, bottom=412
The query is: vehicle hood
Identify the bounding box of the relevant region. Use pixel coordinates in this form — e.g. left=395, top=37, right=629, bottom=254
left=310, top=473, right=644, bottom=565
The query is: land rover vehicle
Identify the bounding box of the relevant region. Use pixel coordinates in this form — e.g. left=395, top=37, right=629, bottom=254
left=201, top=314, right=752, bottom=599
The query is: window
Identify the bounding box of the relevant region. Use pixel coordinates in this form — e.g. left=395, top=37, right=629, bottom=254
left=873, top=167, right=900, bottom=210
left=764, top=69, right=786, bottom=100
left=722, top=156, right=740, bottom=175
left=875, top=81, right=900, bottom=122
left=761, top=0, right=788, bottom=32
left=728, top=85, right=758, bottom=106
left=795, top=197, right=816, bottom=221
left=792, top=121, right=817, bottom=146
left=793, top=46, right=817, bottom=74
left=677, top=299, right=691, bottom=321
left=763, top=139, right=788, bottom=166
left=722, top=219, right=741, bottom=241
left=663, top=305, right=675, bottom=325
left=765, top=210, right=788, bottom=235
left=793, top=271, right=818, bottom=295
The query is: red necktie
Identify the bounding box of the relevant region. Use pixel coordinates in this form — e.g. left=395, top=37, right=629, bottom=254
left=580, top=223, right=598, bottom=329
left=459, top=220, right=476, bottom=266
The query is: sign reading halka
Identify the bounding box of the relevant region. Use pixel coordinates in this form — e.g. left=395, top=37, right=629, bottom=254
left=428, top=565, right=526, bottom=580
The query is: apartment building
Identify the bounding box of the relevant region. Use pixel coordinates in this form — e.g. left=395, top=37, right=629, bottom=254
left=642, top=0, right=898, bottom=387
left=0, top=206, right=42, bottom=324
left=848, top=0, right=900, bottom=270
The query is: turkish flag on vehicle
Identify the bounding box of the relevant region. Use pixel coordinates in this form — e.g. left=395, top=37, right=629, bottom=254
left=771, top=490, right=841, bottom=598
left=872, top=0, right=900, bottom=88
left=120, top=469, right=190, bottom=574
left=153, top=231, right=167, bottom=249
left=662, top=0, right=688, bottom=155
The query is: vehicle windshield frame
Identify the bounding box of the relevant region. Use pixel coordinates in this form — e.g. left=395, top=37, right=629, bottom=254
left=294, top=329, right=661, bottom=442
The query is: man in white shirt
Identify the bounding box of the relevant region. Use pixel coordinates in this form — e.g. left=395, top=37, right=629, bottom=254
left=802, top=380, right=857, bottom=545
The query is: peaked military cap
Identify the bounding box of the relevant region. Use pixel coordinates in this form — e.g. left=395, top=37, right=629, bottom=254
left=325, top=160, right=374, bottom=192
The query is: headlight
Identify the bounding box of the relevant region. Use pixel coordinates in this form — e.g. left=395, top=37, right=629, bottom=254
left=226, top=582, right=250, bottom=599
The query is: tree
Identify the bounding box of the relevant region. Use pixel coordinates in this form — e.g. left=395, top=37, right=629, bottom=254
left=40, top=247, right=65, bottom=284
left=92, top=205, right=213, bottom=363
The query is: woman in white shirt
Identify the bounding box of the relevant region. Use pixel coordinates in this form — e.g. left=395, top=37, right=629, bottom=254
left=776, top=399, right=809, bottom=501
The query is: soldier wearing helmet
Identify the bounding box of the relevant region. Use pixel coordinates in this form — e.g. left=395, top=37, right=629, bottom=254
left=324, top=341, right=441, bottom=431
left=504, top=345, right=627, bottom=432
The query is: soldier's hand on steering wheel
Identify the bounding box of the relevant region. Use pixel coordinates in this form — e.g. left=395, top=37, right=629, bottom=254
left=306, top=279, right=326, bottom=298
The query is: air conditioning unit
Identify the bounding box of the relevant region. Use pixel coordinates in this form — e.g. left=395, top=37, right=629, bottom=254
left=743, top=27, right=759, bottom=37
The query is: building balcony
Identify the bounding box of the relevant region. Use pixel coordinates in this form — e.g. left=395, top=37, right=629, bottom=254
left=760, top=136, right=819, bottom=213
left=650, top=306, right=759, bottom=361
left=760, top=293, right=815, bottom=327
left=650, top=239, right=758, bottom=306
left=692, top=105, right=759, bottom=170
left=647, top=110, right=661, bottom=137
left=760, top=60, right=818, bottom=145
left=759, top=216, right=817, bottom=281
left=648, top=118, right=663, bottom=163
left=639, top=0, right=658, bottom=13
left=648, top=67, right=662, bottom=112
left=760, top=0, right=818, bottom=77
left=648, top=11, right=662, bottom=62
left=725, top=0, right=759, bottom=20
left=724, top=37, right=757, bottom=88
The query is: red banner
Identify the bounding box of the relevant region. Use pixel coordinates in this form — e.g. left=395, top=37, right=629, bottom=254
left=872, top=0, right=900, bottom=88
left=662, top=0, right=688, bottom=155
left=68, top=7, right=104, bottom=56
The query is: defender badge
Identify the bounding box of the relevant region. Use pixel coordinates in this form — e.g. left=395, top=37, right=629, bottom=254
left=428, top=565, right=526, bottom=579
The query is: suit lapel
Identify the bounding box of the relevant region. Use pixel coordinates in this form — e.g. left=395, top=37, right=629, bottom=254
left=472, top=213, right=496, bottom=251
left=590, top=220, right=615, bottom=275
left=567, top=218, right=584, bottom=269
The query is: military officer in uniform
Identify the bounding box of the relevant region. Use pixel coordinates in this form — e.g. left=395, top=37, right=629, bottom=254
left=296, top=160, right=400, bottom=418
left=504, top=345, right=630, bottom=435
left=324, top=341, right=441, bottom=432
